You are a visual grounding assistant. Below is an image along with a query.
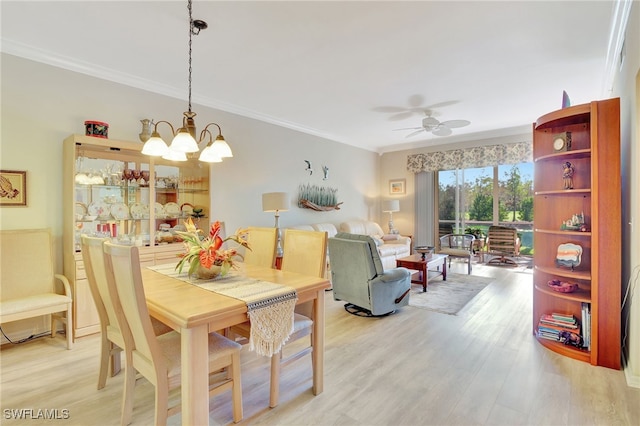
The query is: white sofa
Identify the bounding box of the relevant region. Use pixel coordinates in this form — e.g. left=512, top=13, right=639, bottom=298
left=339, top=220, right=411, bottom=270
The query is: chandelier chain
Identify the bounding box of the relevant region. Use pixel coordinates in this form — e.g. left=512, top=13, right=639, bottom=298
left=187, top=0, right=193, bottom=113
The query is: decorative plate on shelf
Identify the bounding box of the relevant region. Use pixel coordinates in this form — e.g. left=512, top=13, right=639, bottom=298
left=88, top=201, right=110, bottom=220
left=130, top=202, right=149, bottom=219
left=154, top=202, right=165, bottom=218
left=180, top=202, right=194, bottom=218
left=555, top=243, right=582, bottom=269
left=75, top=202, right=87, bottom=216
left=110, top=203, right=130, bottom=220
left=164, top=202, right=180, bottom=217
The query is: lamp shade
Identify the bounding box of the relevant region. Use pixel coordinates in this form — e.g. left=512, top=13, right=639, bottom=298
left=382, top=199, right=400, bottom=213
left=262, top=192, right=290, bottom=212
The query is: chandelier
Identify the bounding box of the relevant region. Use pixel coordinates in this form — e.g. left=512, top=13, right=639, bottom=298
left=142, top=0, right=232, bottom=163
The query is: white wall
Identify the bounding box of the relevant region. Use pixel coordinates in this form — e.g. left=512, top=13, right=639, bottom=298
left=0, top=53, right=380, bottom=341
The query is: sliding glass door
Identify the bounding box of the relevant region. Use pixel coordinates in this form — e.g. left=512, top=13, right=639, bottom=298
left=438, top=163, right=534, bottom=254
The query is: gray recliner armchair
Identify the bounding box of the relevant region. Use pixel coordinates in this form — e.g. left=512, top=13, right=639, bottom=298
left=328, top=232, right=411, bottom=316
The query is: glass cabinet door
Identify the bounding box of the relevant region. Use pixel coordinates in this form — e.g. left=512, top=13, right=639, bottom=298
left=153, top=161, right=209, bottom=243
left=74, top=155, right=151, bottom=249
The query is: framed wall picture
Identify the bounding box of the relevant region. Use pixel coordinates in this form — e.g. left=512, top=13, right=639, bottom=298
left=0, top=170, right=27, bottom=206
left=389, top=178, right=406, bottom=195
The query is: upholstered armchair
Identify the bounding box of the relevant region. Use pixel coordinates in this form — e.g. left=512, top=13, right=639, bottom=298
left=328, top=232, right=411, bottom=316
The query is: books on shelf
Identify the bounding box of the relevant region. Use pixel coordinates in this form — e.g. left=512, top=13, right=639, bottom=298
left=537, top=312, right=583, bottom=346
left=539, top=313, right=578, bottom=329
left=581, top=303, right=591, bottom=350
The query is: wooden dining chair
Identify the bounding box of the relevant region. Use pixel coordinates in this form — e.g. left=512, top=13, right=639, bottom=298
left=232, top=229, right=327, bottom=407
left=102, top=242, right=243, bottom=425
left=81, top=235, right=125, bottom=389
left=273, top=229, right=328, bottom=404
left=242, top=226, right=277, bottom=268
left=82, top=235, right=173, bottom=390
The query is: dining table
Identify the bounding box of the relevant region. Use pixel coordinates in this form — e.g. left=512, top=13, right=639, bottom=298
left=141, top=263, right=331, bottom=425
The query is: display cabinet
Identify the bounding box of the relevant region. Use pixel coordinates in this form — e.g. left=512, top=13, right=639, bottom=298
left=63, top=134, right=209, bottom=338
left=532, top=98, right=620, bottom=369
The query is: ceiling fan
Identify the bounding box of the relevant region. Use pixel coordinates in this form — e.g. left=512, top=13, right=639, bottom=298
left=393, top=111, right=470, bottom=137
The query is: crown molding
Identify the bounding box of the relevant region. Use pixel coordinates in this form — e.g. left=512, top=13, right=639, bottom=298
left=1, top=38, right=352, bottom=149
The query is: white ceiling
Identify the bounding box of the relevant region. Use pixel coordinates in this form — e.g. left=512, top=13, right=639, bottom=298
left=1, top=1, right=616, bottom=154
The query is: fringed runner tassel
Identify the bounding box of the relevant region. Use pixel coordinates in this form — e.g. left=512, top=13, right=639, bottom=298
left=248, top=294, right=297, bottom=356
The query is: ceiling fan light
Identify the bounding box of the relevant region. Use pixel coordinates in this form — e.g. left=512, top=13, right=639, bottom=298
left=169, top=128, right=199, bottom=153
left=422, top=116, right=439, bottom=127
left=141, top=133, right=169, bottom=156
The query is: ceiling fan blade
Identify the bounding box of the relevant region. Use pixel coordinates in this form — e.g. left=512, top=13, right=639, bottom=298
left=406, top=129, right=426, bottom=138
left=372, top=106, right=408, bottom=113
left=388, top=111, right=415, bottom=121
left=393, top=126, right=422, bottom=131
left=432, top=126, right=452, bottom=136
left=440, top=119, right=470, bottom=129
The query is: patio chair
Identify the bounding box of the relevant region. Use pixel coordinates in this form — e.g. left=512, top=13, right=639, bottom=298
left=438, top=234, right=475, bottom=274
left=486, top=225, right=521, bottom=266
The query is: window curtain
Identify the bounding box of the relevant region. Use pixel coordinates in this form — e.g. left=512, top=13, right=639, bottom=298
left=414, top=171, right=436, bottom=247
left=406, top=142, right=532, bottom=173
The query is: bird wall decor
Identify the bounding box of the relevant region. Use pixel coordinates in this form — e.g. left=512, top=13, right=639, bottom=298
left=322, top=165, right=329, bottom=180
left=304, top=160, right=313, bottom=175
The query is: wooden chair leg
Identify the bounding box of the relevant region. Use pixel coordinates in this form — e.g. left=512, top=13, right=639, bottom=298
left=269, top=351, right=282, bottom=408
left=97, top=335, right=110, bottom=390
left=231, top=352, right=243, bottom=423
left=120, top=352, right=136, bottom=426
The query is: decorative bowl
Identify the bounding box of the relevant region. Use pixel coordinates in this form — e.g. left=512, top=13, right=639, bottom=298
left=415, top=246, right=434, bottom=260
left=547, top=279, right=579, bottom=293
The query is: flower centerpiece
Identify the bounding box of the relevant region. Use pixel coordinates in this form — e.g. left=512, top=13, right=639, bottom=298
left=175, top=218, right=250, bottom=279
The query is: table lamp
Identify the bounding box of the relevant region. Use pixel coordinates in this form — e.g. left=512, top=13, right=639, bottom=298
left=382, top=199, right=400, bottom=234
left=262, top=192, right=290, bottom=257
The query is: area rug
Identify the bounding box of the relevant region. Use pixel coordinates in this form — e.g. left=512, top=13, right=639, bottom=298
left=408, top=273, right=493, bottom=315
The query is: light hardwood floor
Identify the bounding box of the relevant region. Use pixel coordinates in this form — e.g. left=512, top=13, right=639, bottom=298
left=1, top=260, right=638, bottom=425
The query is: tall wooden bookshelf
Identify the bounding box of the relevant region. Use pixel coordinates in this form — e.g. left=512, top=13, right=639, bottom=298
left=532, top=98, right=621, bottom=369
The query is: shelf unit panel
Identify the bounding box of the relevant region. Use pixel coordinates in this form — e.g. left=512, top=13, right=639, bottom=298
left=535, top=103, right=591, bottom=130
left=534, top=265, right=591, bottom=282
left=535, top=336, right=591, bottom=363
left=534, top=282, right=591, bottom=303
left=534, top=149, right=591, bottom=163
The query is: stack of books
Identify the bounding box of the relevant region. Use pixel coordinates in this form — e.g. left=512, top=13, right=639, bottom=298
left=537, top=312, right=580, bottom=343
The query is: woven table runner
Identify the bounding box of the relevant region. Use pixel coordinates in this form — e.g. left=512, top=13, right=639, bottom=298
left=149, top=264, right=297, bottom=356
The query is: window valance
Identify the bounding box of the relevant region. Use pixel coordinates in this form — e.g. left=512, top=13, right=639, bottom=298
left=406, top=142, right=532, bottom=173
